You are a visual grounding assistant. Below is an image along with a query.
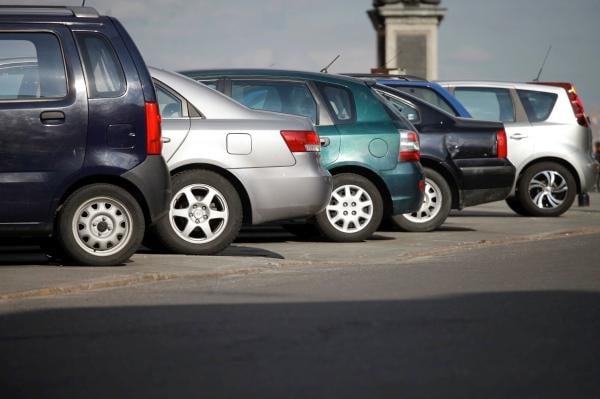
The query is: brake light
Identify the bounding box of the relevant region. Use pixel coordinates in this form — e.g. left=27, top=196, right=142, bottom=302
left=496, top=128, right=507, bottom=159
left=399, top=131, right=420, bottom=162
left=280, top=130, right=320, bottom=152
left=145, top=101, right=162, bottom=155
left=531, top=82, right=589, bottom=127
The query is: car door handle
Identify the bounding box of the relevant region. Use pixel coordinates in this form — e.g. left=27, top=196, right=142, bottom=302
left=510, top=133, right=528, bottom=140
left=161, top=137, right=171, bottom=143
left=320, top=137, right=330, bottom=147
left=40, top=111, right=65, bottom=125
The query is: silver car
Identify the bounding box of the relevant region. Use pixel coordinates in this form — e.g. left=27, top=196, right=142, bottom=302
left=441, top=81, right=595, bottom=216
left=149, top=67, right=332, bottom=254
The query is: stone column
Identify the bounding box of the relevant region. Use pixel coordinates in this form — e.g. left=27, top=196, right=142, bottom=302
left=369, top=1, right=446, bottom=79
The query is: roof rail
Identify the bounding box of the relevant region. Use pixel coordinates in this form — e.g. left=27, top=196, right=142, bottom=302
left=0, top=5, right=99, bottom=18
left=342, top=73, right=427, bottom=82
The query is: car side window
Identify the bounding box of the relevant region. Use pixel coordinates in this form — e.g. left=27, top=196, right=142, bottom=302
left=517, top=89, right=557, bottom=122
left=75, top=32, right=126, bottom=98
left=198, top=80, right=218, bottom=90
left=392, top=86, right=457, bottom=116
left=318, top=83, right=355, bottom=122
left=231, top=80, right=318, bottom=123
left=0, top=32, right=67, bottom=100
left=454, top=87, right=515, bottom=122
left=155, top=85, right=183, bottom=118
left=376, top=90, right=421, bottom=124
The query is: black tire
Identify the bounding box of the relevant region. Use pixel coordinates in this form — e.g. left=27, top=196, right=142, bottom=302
left=154, top=170, right=242, bottom=255
left=314, top=173, right=383, bottom=242
left=282, top=222, right=321, bottom=239
left=515, top=162, right=576, bottom=217
left=39, top=238, right=68, bottom=263
left=56, top=184, right=145, bottom=266
left=391, top=168, right=451, bottom=232
left=505, top=195, right=529, bottom=216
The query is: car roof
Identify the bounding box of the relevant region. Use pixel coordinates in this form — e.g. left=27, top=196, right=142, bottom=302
left=439, top=80, right=564, bottom=94
left=0, top=5, right=99, bottom=18
left=180, top=68, right=370, bottom=87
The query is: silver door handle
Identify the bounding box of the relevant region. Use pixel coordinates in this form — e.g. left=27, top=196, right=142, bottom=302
left=320, top=137, right=330, bottom=147
left=510, top=133, right=528, bottom=140
left=161, top=137, right=171, bottom=143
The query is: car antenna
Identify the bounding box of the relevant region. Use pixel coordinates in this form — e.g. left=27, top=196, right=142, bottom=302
left=82, top=0, right=86, bottom=5
left=533, top=45, right=552, bottom=82
left=320, top=55, right=340, bottom=73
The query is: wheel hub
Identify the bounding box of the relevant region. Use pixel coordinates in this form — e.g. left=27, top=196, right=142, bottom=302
left=326, top=184, right=374, bottom=233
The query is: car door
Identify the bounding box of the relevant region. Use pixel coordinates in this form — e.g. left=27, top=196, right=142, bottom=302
left=154, top=82, right=191, bottom=162
left=451, top=86, right=531, bottom=171
left=228, top=78, right=341, bottom=167
left=0, top=26, right=87, bottom=224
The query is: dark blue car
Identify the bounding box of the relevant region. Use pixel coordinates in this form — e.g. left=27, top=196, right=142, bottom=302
left=0, top=6, right=171, bottom=266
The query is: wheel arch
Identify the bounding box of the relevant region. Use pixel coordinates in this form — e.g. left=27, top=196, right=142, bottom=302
left=419, top=157, right=461, bottom=209
left=170, top=163, right=253, bottom=224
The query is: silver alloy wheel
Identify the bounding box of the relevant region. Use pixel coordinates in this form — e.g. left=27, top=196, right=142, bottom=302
left=169, top=184, right=229, bottom=244
left=72, top=197, right=133, bottom=256
left=528, top=170, right=568, bottom=209
left=403, top=178, right=442, bottom=223
left=326, top=184, right=374, bottom=233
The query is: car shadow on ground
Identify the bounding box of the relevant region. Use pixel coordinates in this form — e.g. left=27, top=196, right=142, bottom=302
left=1, top=290, right=598, bottom=398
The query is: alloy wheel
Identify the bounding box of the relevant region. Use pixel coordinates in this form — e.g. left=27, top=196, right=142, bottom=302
left=528, top=170, right=568, bottom=209
left=403, top=178, right=442, bottom=223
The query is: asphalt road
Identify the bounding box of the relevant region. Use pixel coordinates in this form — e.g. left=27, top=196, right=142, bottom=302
left=1, top=231, right=599, bottom=398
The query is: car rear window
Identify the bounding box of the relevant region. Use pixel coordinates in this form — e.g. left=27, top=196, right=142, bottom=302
left=0, top=32, right=67, bottom=100
left=75, top=32, right=126, bottom=98
left=391, top=86, right=457, bottom=116
left=231, top=80, right=317, bottom=123
left=454, top=87, right=515, bottom=123
left=317, top=83, right=355, bottom=122
left=517, top=89, right=557, bottom=122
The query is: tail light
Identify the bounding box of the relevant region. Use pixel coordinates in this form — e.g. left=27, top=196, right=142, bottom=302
left=399, top=131, right=420, bottom=162
left=531, top=82, right=589, bottom=127
left=281, top=130, right=320, bottom=152
left=496, top=128, right=507, bottom=159
left=145, top=101, right=162, bottom=155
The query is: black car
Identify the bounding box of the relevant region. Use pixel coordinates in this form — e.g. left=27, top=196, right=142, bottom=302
left=374, top=84, right=516, bottom=231
left=0, top=6, right=170, bottom=265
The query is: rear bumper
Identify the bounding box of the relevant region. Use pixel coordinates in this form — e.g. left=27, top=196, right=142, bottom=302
left=121, top=155, right=171, bottom=225
left=232, top=153, right=332, bottom=225
left=380, top=161, right=424, bottom=215
left=457, top=159, right=516, bottom=208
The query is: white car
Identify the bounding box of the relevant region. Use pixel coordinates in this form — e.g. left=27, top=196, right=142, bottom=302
left=441, top=81, right=595, bottom=216
left=148, top=67, right=331, bottom=255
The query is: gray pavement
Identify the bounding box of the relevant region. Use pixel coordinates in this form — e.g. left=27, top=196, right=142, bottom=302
left=1, top=194, right=599, bottom=301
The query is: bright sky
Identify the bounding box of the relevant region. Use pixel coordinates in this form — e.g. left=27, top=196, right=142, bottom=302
left=9, top=0, right=600, bottom=108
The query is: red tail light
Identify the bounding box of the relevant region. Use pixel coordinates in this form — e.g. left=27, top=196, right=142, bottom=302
left=399, top=131, right=420, bottom=162
left=145, top=101, right=162, bottom=155
left=496, top=128, right=507, bottom=159
left=281, top=130, right=320, bottom=152
left=531, top=82, right=589, bottom=127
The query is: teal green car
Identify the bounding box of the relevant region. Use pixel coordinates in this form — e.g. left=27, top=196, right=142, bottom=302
left=181, top=69, right=424, bottom=242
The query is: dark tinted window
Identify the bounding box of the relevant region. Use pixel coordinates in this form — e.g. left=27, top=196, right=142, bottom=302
left=0, top=32, right=66, bottom=100
left=319, top=84, right=355, bottom=122
left=517, top=89, right=557, bottom=122
left=231, top=80, right=317, bottom=122
left=454, top=87, right=515, bottom=122
left=392, top=86, right=457, bottom=115
left=376, top=89, right=421, bottom=125
left=76, top=33, right=126, bottom=98
left=156, top=85, right=183, bottom=118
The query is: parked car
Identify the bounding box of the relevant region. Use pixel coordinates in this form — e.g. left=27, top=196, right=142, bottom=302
left=441, top=81, right=595, bottom=216
left=180, top=69, right=425, bottom=241
left=0, top=6, right=171, bottom=266
left=148, top=68, right=332, bottom=254
left=345, top=73, right=472, bottom=118
left=373, top=85, right=516, bottom=231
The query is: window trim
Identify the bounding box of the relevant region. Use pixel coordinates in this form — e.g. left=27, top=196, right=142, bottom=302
left=315, top=82, right=357, bottom=125
left=0, top=30, right=69, bottom=103
left=153, top=78, right=204, bottom=119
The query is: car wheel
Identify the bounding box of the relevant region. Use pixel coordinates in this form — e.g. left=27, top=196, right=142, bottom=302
left=154, top=170, right=242, bottom=255
left=314, top=173, right=383, bottom=242
left=505, top=195, right=529, bottom=216
left=392, top=168, right=451, bottom=232
left=56, top=184, right=144, bottom=266
left=515, top=162, right=576, bottom=217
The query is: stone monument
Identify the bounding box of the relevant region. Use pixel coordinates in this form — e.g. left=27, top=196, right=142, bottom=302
left=368, top=0, right=446, bottom=79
